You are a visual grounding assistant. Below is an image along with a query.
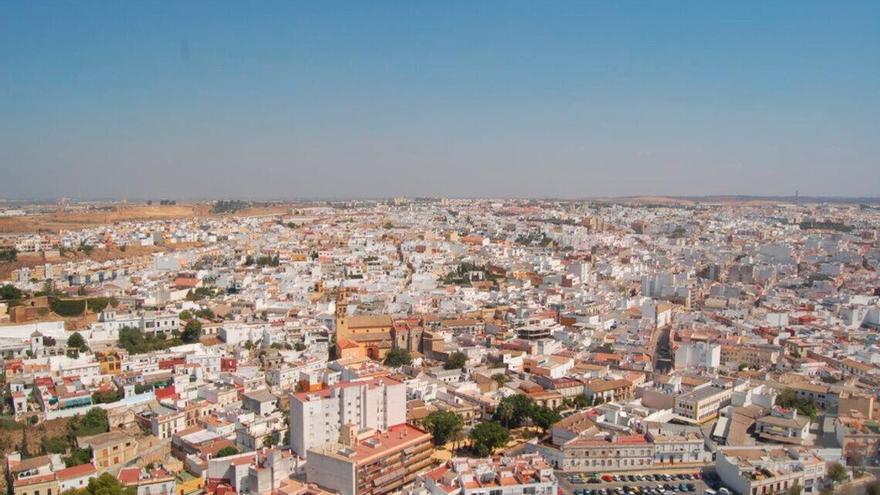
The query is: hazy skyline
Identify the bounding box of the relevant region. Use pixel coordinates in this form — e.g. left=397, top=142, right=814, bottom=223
left=2, top=1, right=878, bottom=200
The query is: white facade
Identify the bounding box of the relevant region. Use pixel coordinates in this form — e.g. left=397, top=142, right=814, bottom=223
left=674, top=341, right=721, bottom=370
left=289, top=377, right=406, bottom=457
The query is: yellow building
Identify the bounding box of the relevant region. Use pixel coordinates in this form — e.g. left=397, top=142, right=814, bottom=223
left=78, top=431, right=139, bottom=469
left=95, top=351, right=123, bottom=375
left=335, top=293, right=394, bottom=360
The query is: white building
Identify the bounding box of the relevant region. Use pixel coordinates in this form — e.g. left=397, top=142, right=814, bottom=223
left=421, top=454, right=557, bottom=495
left=674, top=341, right=721, bottom=370
left=289, top=376, right=406, bottom=457
left=715, top=447, right=826, bottom=495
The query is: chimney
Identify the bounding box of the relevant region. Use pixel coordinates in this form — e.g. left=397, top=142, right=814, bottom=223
left=340, top=423, right=358, bottom=448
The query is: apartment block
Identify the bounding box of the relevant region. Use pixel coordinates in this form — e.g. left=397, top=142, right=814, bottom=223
left=289, top=376, right=406, bottom=457
left=306, top=423, right=433, bottom=495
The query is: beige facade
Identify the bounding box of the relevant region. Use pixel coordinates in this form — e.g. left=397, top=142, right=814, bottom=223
left=79, top=431, right=139, bottom=469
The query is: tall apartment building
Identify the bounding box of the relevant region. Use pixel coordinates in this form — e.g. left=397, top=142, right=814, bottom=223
left=674, top=341, right=721, bottom=370
left=289, top=377, right=406, bottom=457
left=306, top=423, right=433, bottom=495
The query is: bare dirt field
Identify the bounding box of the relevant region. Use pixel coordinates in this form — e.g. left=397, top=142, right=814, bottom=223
left=0, top=203, right=292, bottom=234
left=0, top=205, right=203, bottom=233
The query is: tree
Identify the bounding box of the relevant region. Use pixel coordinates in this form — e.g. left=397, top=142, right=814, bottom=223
left=828, top=462, right=848, bottom=484
left=69, top=408, right=109, bottom=437
left=64, top=472, right=133, bottom=495
left=444, top=352, right=467, bottom=370
left=195, top=308, right=214, bottom=319
left=63, top=447, right=92, bottom=467
left=216, top=446, right=239, bottom=458
left=181, top=320, right=202, bottom=344
left=42, top=435, right=71, bottom=454
left=0, top=284, right=23, bottom=301
left=293, top=342, right=306, bottom=351
left=179, top=310, right=193, bottom=321
left=787, top=482, right=803, bottom=495
left=596, top=343, right=614, bottom=353
left=91, top=390, right=121, bottom=404
left=571, top=395, right=591, bottom=409
left=20, top=427, right=29, bottom=457
left=67, top=332, right=88, bottom=352
left=423, top=410, right=464, bottom=446
left=494, top=394, right=535, bottom=428
left=531, top=406, right=562, bottom=432
left=384, top=348, right=413, bottom=367
left=262, top=435, right=277, bottom=448
left=469, top=421, right=510, bottom=456
left=777, top=388, right=819, bottom=421
left=0, top=248, right=17, bottom=263
left=492, top=373, right=510, bottom=386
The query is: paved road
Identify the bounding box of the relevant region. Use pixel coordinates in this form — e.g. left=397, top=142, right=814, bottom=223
left=651, top=325, right=673, bottom=373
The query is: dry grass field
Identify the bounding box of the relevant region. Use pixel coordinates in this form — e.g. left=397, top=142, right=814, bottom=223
left=0, top=203, right=292, bottom=234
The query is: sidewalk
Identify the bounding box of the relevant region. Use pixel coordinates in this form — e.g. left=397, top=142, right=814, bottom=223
left=559, top=463, right=709, bottom=475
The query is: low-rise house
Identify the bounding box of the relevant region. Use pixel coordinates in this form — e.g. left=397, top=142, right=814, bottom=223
left=715, top=447, right=826, bottom=495
left=242, top=389, right=278, bottom=417
left=673, top=383, right=732, bottom=424
left=420, top=453, right=557, bottom=495
left=755, top=408, right=811, bottom=445
left=583, top=379, right=634, bottom=403
left=78, top=431, right=139, bottom=470
left=206, top=448, right=296, bottom=495
left=118, top=466, right=176, bottom=495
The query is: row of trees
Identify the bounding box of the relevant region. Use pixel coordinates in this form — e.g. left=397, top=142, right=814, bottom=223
left=0, top=247, right=17, bottom=262
left=420, top=394, right=565, bottom=457
left=420, top=410, right=509, bottom=457
left=116, top=322, right=201, bottom=354
left=494, top=394, right=561, bottom=431
left=0, top=283, right=23, bottom=301
left=212, top=200, right=248, bottom=214
left=50, top=297, right=117, bottom=317
left=384, top=349, right=467, bottom=370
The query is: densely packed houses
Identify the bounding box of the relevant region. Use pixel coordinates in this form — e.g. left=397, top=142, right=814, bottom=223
left=2, top=198, right=879, bottom=495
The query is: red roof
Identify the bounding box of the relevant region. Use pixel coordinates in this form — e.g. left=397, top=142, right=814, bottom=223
left=155, top=385, right=178, bottom=401
left=174, top=277, right=199, bottom=289
left=56, top=464, right=97, bottom=480
left=118, top=468, right=141, bottom=484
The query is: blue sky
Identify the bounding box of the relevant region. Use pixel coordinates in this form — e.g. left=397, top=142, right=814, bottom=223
left=1, top=1, right=878, bottom=200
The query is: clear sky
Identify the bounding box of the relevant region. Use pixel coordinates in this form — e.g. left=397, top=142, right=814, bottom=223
left=1, top=1, right=878, bottom=200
